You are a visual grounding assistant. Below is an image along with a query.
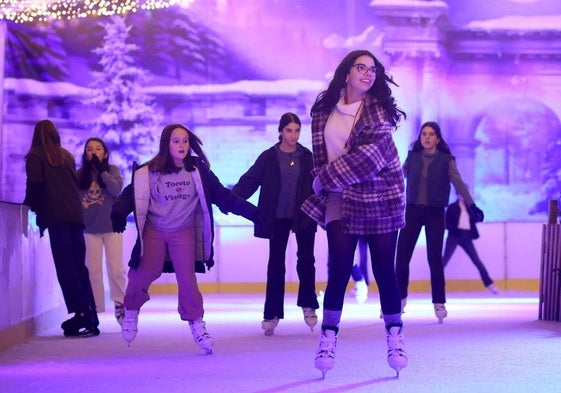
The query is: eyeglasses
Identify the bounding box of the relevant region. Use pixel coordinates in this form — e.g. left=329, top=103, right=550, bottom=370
left=352, top=63, right=377, bottom=75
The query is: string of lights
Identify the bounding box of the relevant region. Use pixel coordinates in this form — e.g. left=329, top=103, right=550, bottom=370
left=0, top=0, right=195, bottom=23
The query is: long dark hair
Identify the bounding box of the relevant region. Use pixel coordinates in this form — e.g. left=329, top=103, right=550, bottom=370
left=147, top=124, right=210, bottom=173
left=310, top=49, right=406, bottom=127
left=78, top=137, right=110, bottom=190
left=411, top=121, right=452, bottom=154
left=25, top=119, right=73, bottom=167
left=277, top=112, right=301, bottom=141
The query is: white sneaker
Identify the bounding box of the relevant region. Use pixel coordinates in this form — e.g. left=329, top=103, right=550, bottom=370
left=434, top=303, right=448, bottom=323
left=302, top=308, right=318, bottom=331
left=487, top=283, right=499, bottom=295
left=315, top=329, right=337, bottom=378
left=386, top=325, right=408, bottom=377
left=261, top=317, right=279, bottom=336
left=189, top=318, right=214, bottom=354
left=122, top=309, right=139, bottom=345
left=354, top=280, right=368, bottom=304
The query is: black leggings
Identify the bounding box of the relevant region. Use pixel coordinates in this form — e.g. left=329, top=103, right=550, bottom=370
left=396, top=204, right=446, bottom=303
left=323, top=220, right=402, bottom=315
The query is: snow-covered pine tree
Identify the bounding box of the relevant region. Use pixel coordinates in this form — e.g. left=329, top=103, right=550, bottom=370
left=5, top=21, right=68, bottom=81
left=85, top=15, right=160, bottom=183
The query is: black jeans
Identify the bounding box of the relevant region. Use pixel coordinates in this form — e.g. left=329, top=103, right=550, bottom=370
left=396, top=204, right=446, bottom=304
left=263, top=219, right=319, bottom=320
left=323, top=220, right=402, bottom=315
left=48, top=222, right=97, bottom=313
left=442, top=230, right=494, bottom=287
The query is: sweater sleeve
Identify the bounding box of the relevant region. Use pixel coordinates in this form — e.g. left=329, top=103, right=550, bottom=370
left=231, top=151, right=267, bottom=199
left=100, top=165, right=124, bottom=197
left=318, top=123, right=398, bottom=190
left=203, top=165, right=260, bottom=221
left=448, top=160, right=474, bottom=206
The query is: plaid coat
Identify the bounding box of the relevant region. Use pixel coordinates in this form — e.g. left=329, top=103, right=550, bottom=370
left=301, top=96, right=405, bottom=234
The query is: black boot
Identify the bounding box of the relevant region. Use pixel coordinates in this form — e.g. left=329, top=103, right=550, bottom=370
left=61, top=314, right=82, bottom=332
left=62, top=307, right=100, bottom=338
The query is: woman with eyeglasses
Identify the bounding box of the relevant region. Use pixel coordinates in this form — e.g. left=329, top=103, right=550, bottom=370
left=301, top=49, right=408, bottom=378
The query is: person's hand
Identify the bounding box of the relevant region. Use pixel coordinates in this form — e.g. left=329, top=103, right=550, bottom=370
left=91, top=155, right=109, bottom=172
left=90, top=155, right=101, bottom=171
left=312, top=176, right=323, bottom=195
left=111, top=213, right=127, bottom=233
left=98, top=159, right=109, bottom=173
left=470, top=204, right=484, bottom=222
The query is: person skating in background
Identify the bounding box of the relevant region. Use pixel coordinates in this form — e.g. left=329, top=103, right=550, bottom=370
left=111, top=124, right=261, bottom=353
left=23, top=119, right=99, bottom=337
left=350, top=236, right=369, bottom=304
left=77, top=137, right=127, bottom=325
left=301, top=49, right=408, bottom=378
left=395, top=121, right=484, bottom=323
left=231, top=112, right=319, bottom=336
left=443, top=193, right=497, bottom=294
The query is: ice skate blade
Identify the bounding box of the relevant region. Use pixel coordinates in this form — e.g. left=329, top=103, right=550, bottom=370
left=315, top=361, right=333, bottom=378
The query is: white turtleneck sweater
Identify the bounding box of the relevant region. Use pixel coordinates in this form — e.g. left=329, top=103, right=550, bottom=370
left=323, top=96, right=364, bottom=223
left=324, top=97, right=363, bottom=163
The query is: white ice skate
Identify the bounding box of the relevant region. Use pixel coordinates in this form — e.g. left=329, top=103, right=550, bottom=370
left=189, top=318, right=214, bottom=354
left=386, top=325, right=408, bottom=377
left=434, top=303, right=448, bottom=323
left=121, top=309, right=139, bottom=345
left=261, top=317, right=279, bottom=336
left=315, top=329, right=337, bottom=379
left=302, top=308, right=318, bottom=331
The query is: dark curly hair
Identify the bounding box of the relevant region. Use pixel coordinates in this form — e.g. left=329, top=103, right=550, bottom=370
left=310, top=49, right=406, bottom=128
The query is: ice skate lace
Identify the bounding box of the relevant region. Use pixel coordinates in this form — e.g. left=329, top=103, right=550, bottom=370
left=262, top=318, right=279, bottom=331
left=387, top=329, right=407, bottom=358
left=191, top=322, right=212, bottom=342
left=122, top=314, right=138, bottom=332
left=303, top=309, right=317, bottom=325
left=434, top=304, right=447, bottom=318
left=316, top=335, right=337, bottom=360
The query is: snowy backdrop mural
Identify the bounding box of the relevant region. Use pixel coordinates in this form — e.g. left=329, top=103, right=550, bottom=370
left=2, top=0, right=561, bottom=223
